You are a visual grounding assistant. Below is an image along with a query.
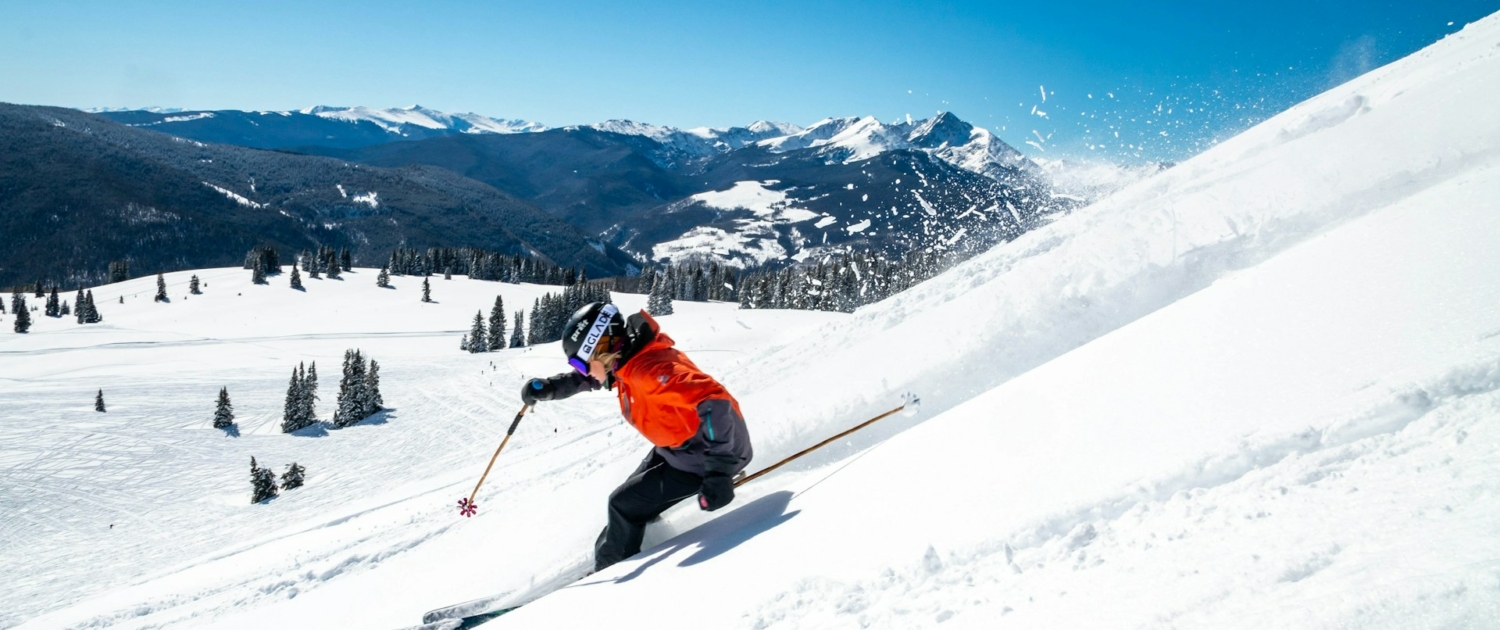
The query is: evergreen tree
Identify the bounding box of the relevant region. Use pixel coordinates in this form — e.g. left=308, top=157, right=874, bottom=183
left=250, top=457, right=279, bottom=503
left=300, top=250, right=313, bottom=272
left=252, top=265, right=267, bottom=285
left=340, top=248, right=352, bottom=272
left=468, top=311, right=487, bottom=353
left=155, top=273, right=167, bottom=302
left=377, top=266, right=390, bottom=288
left=95, top=389, right=106, bottom=412
left=526, top=298, right=542, bottom=345
left=280, top=368, right=306, bottom=433
left=13, top=297, right=30, bottom=333
left=288, top=265, right=302, bottom=290
left=325, top=250, right=341, bottom=279
left=85, top=290, right=100, bottom=323
left=213, top=387, right=235, bottom=429
left=280, top=462, right=306, bottom=490
left=647, top=270, right=674, bottom=315
left=444, top=267, right=452, bottom=280
left=74, top=288, right=85, bottom=323
left=34, top=281, right=44, bottom=298
left=510, top=310, right=525, bottom=348
left=332, top=349, right=375, bottom=428
left=365, top=359, right=383, bottom=414
left=189, top=275, right=201, bottom=295
left=421, top=278, right=431, bottom=303
left=45, top=287, right=59, bottom=317
left=460, top=334, right=469, bottom=352
left=60, top=300, right=70, bottom=316
left=487, top=296, right=506, bottom=351
left=302, top=361, right=319, bottom=426
left=309, top=259, right=320, bottom=279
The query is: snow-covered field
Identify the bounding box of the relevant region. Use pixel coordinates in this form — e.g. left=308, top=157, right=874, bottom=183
left=6, top=10, right=1500, bottom=630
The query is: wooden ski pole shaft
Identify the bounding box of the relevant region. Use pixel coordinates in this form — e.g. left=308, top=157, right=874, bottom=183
left=735, top=398, right=916, bottom=488
left=459, top=405, right=530, bottom=516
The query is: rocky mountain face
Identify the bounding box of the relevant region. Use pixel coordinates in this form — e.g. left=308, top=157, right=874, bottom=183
left=290, top=111, right=1070, bottom=267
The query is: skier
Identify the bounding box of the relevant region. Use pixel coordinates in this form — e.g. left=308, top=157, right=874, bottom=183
left=521, top=302, right=752, bottom=572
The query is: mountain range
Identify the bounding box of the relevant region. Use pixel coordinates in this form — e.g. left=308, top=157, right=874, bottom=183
left=1, top=104, right=1125, bottom=286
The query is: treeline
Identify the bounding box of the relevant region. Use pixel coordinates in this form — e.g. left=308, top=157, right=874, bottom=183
left=461, top=282, right=614, bottom=352
left=736, top=248, right=951, bottom=313
left=386, top=246, right=585, bottom=286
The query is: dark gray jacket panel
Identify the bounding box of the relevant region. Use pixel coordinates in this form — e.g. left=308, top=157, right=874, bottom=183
left=657, top=398, right=753, bottom=477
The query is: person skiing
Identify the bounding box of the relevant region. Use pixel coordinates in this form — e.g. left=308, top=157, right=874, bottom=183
left=521, top=302, right=753, bottom=572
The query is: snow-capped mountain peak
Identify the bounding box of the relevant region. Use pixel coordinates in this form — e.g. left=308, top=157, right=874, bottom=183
left=300, top=105, right=547, bottom=135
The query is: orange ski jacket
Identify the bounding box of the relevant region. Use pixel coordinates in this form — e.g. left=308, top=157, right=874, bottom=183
left=614, top=312, right=742, bottom=448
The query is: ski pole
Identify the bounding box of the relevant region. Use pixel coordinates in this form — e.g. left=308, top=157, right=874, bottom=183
left=457, top=404, right=531, bottom=517
left=734, top=394, right=920, bottom=488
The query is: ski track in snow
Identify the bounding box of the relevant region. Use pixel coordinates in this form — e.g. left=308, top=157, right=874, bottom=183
left=747, top=362, right=1500, bottom=629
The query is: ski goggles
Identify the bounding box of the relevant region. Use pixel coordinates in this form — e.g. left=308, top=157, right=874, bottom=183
left=568, top=356, right=590, bottom=375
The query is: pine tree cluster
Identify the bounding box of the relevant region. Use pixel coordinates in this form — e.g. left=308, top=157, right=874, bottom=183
left=279, top=462, right=306, bottom=490
left=243, top=246, right=281, bottom=276
left=524, top=283, right=613, bottom=346
left=280, top=362, right=320, bottom=433
left=295, top=245, right=348, bottom=280
left=213, top=387, right=236, bottom=429
left=108, top=260, right=131, bottom=284
left=248, top=457, right=308, bottom=503
left=250, top=457, right=279, bottom=503
left=635, top=261, right=739, bottom=304
left=385, top=246, right=585, bottom=286
left=332, top=350, right=382, bottom=428
left=72, top=288, right=101, bottom=323
left=737, top=249, right=949, bottom=313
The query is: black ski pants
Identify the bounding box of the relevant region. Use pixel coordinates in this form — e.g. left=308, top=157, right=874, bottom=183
left=594, top=449, right=702, bottom=572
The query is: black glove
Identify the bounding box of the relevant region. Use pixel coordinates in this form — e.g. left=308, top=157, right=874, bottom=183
left=698, top=473, right=734, bottom=511
left=520, top=378, right=554, bottom=406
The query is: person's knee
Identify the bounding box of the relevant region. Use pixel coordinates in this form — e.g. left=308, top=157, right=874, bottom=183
left=607, top=487, right=651, bottom=522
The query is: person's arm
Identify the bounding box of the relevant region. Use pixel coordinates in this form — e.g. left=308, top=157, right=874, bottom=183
left=521, top=371, right=600, bottom=405
left=695, top=398, right=746, bottom=511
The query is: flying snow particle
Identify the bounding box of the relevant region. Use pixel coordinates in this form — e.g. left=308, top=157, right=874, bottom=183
left=1039, top=85, right=1046, bottom=103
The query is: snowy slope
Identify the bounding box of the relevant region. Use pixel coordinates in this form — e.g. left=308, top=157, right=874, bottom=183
left=497, top=11, right=1500, bottom=629
left=0, top=270, right=843, bottom=629
left=8, top=11, right=1500, bottom=630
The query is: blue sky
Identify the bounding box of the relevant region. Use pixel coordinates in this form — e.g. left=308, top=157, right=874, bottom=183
left=2, top=1, right=1494, bottom=162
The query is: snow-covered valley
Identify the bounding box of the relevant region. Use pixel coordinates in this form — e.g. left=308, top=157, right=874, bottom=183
left=5, top=10, right=1500, bottom=630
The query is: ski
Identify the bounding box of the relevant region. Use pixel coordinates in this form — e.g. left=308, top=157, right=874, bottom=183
left=396, top=556, right=594, bottom=629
